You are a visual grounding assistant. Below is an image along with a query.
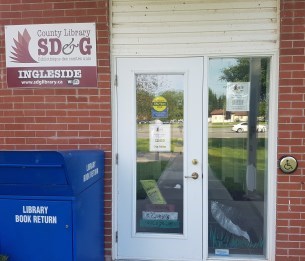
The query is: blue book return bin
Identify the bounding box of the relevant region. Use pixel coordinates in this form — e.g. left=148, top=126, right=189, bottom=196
left=0, top=150, right=104, bottom=261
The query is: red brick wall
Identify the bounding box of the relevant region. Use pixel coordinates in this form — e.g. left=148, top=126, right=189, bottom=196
left=278, top=0, right=305, bottom=260
left=0, top=1, right=112, bottom=260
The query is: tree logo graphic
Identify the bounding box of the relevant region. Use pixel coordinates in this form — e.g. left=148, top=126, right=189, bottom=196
left=10, top=29, right=37, bottom=63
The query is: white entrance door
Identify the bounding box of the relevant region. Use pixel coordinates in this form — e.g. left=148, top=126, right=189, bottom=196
left=116, top=57, right=272, bottom=261
left=116, top=57, right=204, bottom=261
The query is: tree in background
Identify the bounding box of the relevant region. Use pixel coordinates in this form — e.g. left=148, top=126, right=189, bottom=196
left=208, top=88, right=226, bottom=117
left=136, top=74, right=184, bottom=122
left=137, top=89, right=154, bottom=121
left=161, top=91, right=183, bottom=120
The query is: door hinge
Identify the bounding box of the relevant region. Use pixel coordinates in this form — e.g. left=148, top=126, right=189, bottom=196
left=115, top=231, right=118, bottom=243
left=114, top=74, right=118, bottom=87
left=115, top=153, right=119, bottom=165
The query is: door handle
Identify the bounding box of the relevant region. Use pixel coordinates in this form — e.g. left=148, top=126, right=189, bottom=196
left=184, top=172, right=199, bottom=180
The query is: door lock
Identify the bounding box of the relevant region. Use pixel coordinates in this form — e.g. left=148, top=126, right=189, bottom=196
left=184, top=172, right=199, bottom=180
left=192, top=159, right=198, bottom=165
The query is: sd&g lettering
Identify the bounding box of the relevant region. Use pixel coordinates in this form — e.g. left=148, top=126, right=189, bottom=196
left=38, top=38, right=92, bottom=56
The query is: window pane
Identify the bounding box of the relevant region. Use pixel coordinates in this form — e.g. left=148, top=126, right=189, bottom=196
left=136, top=74, right=184, bottom=234
left=208, top=58, right=269, bottom=256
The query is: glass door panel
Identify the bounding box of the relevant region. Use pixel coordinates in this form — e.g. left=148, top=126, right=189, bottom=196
left=208, top=57, right=270, bottom=257
left=136, top=74, right=184, bottom=234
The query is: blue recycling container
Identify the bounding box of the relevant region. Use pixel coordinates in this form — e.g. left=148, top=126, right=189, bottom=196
left=0, top=150, right=104, bottom=261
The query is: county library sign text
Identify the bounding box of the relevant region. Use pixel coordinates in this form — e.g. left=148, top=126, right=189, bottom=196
left=5, top=23, right=97, bottom=88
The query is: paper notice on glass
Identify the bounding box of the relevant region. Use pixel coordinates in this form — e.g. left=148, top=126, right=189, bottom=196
left=142, top=211, right=178, bottom=220
left=149, top=124, right=171, bottom=152
left=226, top=82, right=250, bottom=112
left=140, top=180, right=167, bottom=204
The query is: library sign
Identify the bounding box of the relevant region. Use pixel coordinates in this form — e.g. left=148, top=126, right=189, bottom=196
left=5, top=23, right=97, bottom=88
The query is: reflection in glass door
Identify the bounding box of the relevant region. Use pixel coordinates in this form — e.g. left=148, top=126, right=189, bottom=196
left=136, top=74, right=184, bottom=234
left=208, top=57, right=270, bottom=257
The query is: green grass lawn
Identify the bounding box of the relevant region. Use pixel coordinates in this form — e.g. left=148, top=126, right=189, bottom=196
left=137, top=137, right=266, bottom=198
left=208, top=138, right=266, bottom=197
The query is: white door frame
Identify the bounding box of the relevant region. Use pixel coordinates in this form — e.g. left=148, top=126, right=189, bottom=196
left=114, top=57, right=204, bottom=260
left=112, top=55, right=278, bottom=261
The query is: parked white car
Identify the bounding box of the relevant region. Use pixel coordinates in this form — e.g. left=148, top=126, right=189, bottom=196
left=232, top=122, right=266, bottom=133
left=232, top=122, right=248, bottom=132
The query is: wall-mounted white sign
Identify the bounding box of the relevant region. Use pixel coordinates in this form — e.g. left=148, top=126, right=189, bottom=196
left=5, top=23, right=97, bottom=88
